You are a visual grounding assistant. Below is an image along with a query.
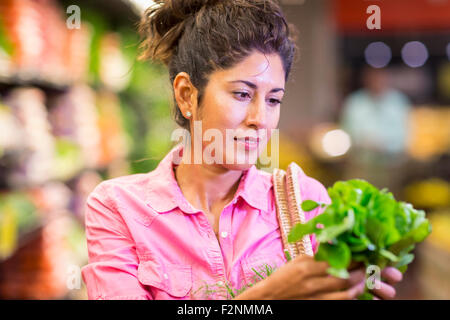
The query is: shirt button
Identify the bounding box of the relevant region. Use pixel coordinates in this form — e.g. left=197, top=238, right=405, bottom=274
left=163, top=273, right=169, bottom=279
left=220, top=231, right=228, bottom=239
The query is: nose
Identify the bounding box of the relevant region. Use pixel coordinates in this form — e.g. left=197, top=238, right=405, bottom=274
left=245, top=95, right=267, bottom=129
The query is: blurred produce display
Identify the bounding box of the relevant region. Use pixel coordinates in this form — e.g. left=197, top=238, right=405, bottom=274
left=0, top=191, right=38, bottom=260
left=404, top=179, right=450, bottom=210
left=0, top=185, right=86, bottom=299
left=0, top=0, right=87, bottom=85
left=426, top=210, right=450, bottom=253
left=407, top=107, right=450, bottom=161
left=417, top=235, right=450, bottom=300
left=0, top=0, right=173, bottom=299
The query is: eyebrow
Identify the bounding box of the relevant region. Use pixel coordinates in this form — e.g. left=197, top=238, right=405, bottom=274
left=228, top=80, right=285, bottom=93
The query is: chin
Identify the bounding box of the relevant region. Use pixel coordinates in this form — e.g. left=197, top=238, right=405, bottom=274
left=222, top=162, right=255, bottom=171
left=221, top=152, right=259, bottom=171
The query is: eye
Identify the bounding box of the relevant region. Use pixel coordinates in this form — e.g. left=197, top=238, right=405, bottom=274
left=268, top=98, right=282, bottom=107
left=233, top=91, right=251, bottom=101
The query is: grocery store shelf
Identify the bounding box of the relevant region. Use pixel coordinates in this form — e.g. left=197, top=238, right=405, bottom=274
left=0, top=207, right=87, bottom=265
left=0, top=0, right=158, bottom=300
left=0, top=74, right=71, bottom=93
left=0, top=225, right=43, bottom=264
left=0, top=214, right=62, bottom=264
left=0, top=213, right=82, bottom=299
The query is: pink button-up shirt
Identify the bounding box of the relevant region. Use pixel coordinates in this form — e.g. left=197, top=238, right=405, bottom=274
left=81, top=143, right=331, bottom=300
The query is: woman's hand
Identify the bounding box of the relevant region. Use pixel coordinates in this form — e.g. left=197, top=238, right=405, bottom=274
left=238, top=255, right=367, bottom=300
left=234, top=255, right=404, bottom=300
left=369, top=266, right=403, bottom=300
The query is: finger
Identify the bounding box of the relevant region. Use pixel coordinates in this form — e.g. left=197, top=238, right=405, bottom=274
left=370, top=280, right=396, bottom=300
left=301, top=268, right=365, bottom=298
left=300, top=259, right=330, bottom=278
left=307, top=280, right=365, bottom=300
left=381, top=267, right=403, bottom=285
left=302, top=275, right=350, bottom=296
left=348, top=269, right=366, bottom=286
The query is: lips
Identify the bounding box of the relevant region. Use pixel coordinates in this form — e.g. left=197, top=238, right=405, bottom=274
left=234, top=136, right=260, bottom=143
left=234, top=136, right=260, bottom=151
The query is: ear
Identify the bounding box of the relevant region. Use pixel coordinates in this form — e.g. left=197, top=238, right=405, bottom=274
left=173, top=72, right=198, bottom=119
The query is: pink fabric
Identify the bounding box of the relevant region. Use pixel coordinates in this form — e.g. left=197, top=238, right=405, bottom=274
left=81, top=143, right=331, bottom=300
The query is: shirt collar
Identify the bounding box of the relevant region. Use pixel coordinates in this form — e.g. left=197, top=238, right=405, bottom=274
left=145, top=143, right=271, bottom=214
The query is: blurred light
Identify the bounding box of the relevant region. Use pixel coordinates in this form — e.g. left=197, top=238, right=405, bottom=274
left=447, top=43, right=450, bottom=61
left=401, top=41, right=429, bottom=68
left=407, top=107, right=450, bottom=161
left=364, top=42, right=392, bottom=68
left=321, top=129, right=351, bottom=157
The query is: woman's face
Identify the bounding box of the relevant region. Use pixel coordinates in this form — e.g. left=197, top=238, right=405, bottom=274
left=181, top=50, right=285, bottom=171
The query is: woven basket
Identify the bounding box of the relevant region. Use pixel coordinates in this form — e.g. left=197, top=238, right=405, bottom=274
left=273, top=162, right=314, bottom=260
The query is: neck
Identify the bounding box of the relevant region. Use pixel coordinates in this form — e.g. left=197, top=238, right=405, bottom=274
left=174, top=159, right=243, bottom=214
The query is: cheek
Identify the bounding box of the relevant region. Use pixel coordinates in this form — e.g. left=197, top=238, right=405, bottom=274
left=265, top=108, right=280, bottom=134
left=204, top=100, right=244, bottom=129
left=198, top=101, right=241, bottom=152
left=262, top=108, right=280, bottom=142
left=271, top=107, right=281, bottom=125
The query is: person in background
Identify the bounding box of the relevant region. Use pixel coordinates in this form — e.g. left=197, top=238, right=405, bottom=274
left=340, top=66, right=412, bottom=192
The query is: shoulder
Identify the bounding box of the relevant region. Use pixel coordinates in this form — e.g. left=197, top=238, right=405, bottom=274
left=84, top=171, right=161, bottom=230
left=95, top=172, right=152, bottom=190
left=343, top=89, right=366, bottom=107
left=292, top=166, right=331, bottom=222
left=297, top=170, right=331, bottom=205
left=253, top=167, right=273, bottom=185
left=387, top=90, right=411, bottom=108
left=257, top=164, right=331, bottom=205
left=87, top=172, right=154, bottom=209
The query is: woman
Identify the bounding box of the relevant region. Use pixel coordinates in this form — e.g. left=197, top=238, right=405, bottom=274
left=81, top=0, right=402, bottom=300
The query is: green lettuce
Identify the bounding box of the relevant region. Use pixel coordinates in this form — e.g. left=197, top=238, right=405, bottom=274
left=288, top=179, right=431, bottom=299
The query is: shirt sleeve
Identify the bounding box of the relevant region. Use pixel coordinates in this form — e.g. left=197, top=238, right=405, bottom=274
left=81, top=182, right=153, bottom=300
left=298, top=172, right=332, bottom=255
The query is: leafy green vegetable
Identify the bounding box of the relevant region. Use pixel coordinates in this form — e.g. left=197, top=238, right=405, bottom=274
left=301, top=200, right=320, bottom=212
left=284, top=249, right=292, bottom=262
left=288, top=179, right=432, bottom=299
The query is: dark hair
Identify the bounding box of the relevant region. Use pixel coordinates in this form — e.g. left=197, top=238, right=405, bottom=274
left=138, top=0, right=298, bottom=131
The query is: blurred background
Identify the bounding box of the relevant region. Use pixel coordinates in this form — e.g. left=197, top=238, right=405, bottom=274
left=0, top=0, right=448, bottom=299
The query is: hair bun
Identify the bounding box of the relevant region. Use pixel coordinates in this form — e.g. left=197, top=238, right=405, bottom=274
left=166, top=0, right=221, bottom=18
left=138, top=0, right=220, bottom=65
